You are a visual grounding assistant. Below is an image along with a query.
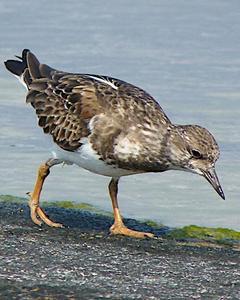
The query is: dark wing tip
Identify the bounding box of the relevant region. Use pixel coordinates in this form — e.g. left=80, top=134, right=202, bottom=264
left=26, top=50, right=41, bottom=79
left=15, top=49, right=30, bottom=60
left=4, top=60, right=24, bottom=76
left=22, top=48, right=30, bottom=56
left=5, top=49, right=31, bottom=76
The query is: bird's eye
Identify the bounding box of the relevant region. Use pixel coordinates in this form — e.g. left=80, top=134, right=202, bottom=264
left=191, top=149, right=202, bottom=159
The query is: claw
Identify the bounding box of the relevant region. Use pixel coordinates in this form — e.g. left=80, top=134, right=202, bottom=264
left=28, top=197, right=63, bottom=228
left=110, top=224, right=154, bottom=239
left=37, top=206, right=63, bottom=228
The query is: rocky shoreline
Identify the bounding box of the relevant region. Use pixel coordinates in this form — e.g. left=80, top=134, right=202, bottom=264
left=0, top=197, right=239, bottom=299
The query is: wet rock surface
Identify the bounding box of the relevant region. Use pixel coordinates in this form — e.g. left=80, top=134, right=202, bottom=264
left=0, top=201, right=239, bottom=299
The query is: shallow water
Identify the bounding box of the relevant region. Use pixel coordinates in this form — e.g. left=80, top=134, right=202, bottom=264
left=0, top=0, right=239, bottom=230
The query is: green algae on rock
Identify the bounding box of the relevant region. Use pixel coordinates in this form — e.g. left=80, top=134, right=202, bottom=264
left=0, top=194, right=111, bottom=216
left=166, top=225, right=240, bottom=245
left=43, top=200, right=112, bottom=216
left=0, top=194, right=27, bottom=203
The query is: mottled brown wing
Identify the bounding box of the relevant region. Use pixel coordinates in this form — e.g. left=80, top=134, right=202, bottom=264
left=24, top=52, right=105, bottom=151
left=24, top=51, right=170, bottom=152
left=80, top=74, right=171, bottom=127
left=117, top=82, right=171, bottom=126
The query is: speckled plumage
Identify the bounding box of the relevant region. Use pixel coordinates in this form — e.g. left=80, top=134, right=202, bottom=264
left=26, top=62, right=172, bottom=171
left=4, top=50, right=225, bottom=238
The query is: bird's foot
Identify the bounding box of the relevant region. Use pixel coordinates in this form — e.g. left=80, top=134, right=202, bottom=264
left=110, top=223, right=154, bottom=239
left=27, top=192, right=63, bottom=228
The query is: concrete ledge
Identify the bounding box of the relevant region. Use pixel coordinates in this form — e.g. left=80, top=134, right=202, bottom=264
left=0, top=196, right=240, bottom=299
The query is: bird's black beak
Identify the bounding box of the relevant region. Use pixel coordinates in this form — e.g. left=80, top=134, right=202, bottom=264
left=201, top=167, right=225, bottom=200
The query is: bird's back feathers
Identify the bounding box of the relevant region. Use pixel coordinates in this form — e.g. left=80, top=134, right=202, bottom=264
left=5, top=49, right=171, bottom=153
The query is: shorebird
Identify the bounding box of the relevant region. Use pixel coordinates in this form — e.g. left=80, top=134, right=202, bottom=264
left=5, top=49, right=225, bottom=238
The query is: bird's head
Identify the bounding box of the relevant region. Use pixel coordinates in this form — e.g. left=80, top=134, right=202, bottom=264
left=169, top=124, right=225, bottom=200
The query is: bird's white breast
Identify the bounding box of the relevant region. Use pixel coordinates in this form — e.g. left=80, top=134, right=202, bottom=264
left=51, top=138, right=135, bottom=178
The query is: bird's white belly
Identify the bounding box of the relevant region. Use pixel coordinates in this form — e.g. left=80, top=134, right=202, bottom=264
left=51, top=138, right=136, bottom=178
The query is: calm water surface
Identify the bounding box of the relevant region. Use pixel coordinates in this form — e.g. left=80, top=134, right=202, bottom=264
left=0, top=0, right=239, bottom=230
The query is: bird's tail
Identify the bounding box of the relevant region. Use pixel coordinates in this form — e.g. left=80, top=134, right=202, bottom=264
left=4, top=49, right=29, bottom=76
left=4, top=49, right=54, bottom=90
left=4, top=49, right=31, bottom=89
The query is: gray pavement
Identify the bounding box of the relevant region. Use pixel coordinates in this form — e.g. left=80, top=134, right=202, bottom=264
left=0, top=201, right=239, bottom=299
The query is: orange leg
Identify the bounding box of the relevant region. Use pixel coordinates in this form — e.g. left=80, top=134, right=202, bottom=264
left=28, top=159, right=63, bottom=227
left=109, top=178, right=154, bottom=238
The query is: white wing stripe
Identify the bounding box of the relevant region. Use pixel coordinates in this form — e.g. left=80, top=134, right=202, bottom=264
left=87, top=75, right=118, bottom=90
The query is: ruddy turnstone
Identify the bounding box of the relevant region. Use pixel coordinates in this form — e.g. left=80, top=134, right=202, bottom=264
left=5, top=49, right=225, bottom=238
